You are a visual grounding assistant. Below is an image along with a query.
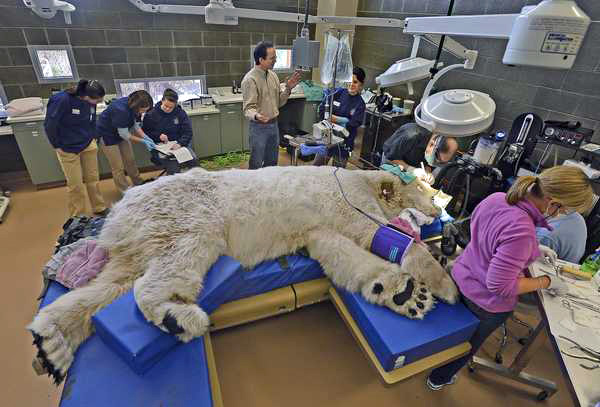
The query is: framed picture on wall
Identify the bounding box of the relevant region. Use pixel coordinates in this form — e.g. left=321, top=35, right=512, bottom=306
left=27, top=45, right=79, bottom=84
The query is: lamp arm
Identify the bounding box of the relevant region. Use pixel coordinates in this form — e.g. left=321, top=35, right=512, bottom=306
left=421, top=63, right=464, bottom=102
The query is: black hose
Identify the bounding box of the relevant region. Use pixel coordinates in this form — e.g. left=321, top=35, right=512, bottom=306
left=459, top=173, right=471, bottom=219
left=430, top=0, right=456, bottom=76
left=304, top=0, right=310, bottom=28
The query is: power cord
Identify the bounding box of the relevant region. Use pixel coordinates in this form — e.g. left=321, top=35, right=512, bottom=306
left=332, top=159, right=385, bottom=228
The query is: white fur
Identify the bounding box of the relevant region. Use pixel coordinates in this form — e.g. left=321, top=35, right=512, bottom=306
left=28, top=166, right=458, bottom=381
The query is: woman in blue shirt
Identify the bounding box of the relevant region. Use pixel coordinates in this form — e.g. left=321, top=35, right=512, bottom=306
left=44, top=79, right=108, bottom=217
left=313, top=67, right=367, bottom=167
left=96, top=90, right=156, bottom=193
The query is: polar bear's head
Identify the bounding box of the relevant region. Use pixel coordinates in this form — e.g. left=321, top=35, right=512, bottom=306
left=366, top=171, right=441, bottom=219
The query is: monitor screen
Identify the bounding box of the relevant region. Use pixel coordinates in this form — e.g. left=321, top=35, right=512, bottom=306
left=250, top=46, right=293, bottom=72
left=274, top=48, right=293, bottom=71
left=116, top=77, right=207, bottom=103
left=36, top=49, right=73, bottom=79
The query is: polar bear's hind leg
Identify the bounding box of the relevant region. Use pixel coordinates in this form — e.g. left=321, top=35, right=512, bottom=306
left=133, top=235, right=226, bottom=342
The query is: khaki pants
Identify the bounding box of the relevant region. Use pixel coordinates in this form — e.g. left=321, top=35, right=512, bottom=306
left=56, top=139, right=106, bottom=216
left=101, top=140, right=144, bottom=193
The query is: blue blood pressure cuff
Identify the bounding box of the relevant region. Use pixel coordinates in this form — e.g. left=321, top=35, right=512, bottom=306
left=370, top=225, right=414, bottom=265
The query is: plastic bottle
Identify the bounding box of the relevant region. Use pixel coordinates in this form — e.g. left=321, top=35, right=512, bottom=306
left=580, top=249, right=600, bottom=276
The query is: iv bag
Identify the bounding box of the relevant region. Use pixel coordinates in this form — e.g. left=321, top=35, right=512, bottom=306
left=320, top=31, right=353, bottom=86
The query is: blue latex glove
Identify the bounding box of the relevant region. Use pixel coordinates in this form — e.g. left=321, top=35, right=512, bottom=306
left=300, top=143, right=328, bottom=157
left=334, top=116, right=350, bottom=128
left=142, top=135, right=156, bottom=152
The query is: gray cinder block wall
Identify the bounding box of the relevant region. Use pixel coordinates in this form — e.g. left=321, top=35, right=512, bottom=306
left=0, top=0, right=317, bottom=100
left=352, top=0, right=600, bottom=155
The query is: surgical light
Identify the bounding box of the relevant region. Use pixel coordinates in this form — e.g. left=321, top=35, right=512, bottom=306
left=22, top=0, right=75, bottom=24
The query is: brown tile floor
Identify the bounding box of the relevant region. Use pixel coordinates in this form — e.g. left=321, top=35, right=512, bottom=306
left=0, top=149, right=576, bottom=407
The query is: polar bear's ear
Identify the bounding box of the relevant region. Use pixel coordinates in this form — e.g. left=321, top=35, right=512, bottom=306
left=380, top=182, right=394, bottom=202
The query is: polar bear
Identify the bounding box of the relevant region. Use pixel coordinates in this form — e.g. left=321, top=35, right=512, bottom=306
left=29, top=166, right=458, bottom=383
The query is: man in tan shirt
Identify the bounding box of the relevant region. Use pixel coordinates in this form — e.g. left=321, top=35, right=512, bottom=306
left=242, top=41, right=301, bottom=169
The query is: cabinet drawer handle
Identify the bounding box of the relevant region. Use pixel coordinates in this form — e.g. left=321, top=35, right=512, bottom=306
left=227, top=111, right=237, bottom=114
left=32, top=131, right=39, bottom=137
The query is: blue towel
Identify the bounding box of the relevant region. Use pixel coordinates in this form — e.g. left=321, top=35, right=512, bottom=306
left=380, top=164, right=417, bottom=184
left=300, top=143, right=328, bottom=157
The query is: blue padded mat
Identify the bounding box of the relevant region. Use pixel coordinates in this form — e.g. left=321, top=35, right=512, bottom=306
left=59, top=335, right=212, bottom=407
left=420, top=210, right=454, bottom=240
left=337, top=288, right=479, bottom=372
left=38, top=282, right=213, bottom=407
left=93, top=256, right=243, bottom=374
left=227, top=255, right=324, bottom=302
left=40, top=281, right=69, bottom=309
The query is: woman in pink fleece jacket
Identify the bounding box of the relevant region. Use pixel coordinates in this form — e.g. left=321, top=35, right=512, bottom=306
left=427, top=166, right=594, bottom=390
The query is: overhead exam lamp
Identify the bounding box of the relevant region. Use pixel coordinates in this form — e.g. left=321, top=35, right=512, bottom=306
left=395, top=0, right=590, bottom=137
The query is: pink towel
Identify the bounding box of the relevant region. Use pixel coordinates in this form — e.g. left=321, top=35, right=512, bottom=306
left=55, top=240, right=109, bottom=288
left=389, top=217, right=421, bottom=243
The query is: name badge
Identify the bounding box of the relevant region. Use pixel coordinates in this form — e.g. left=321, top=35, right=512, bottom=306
left=350, top=108, right=355, bottom=115
left=72, top=109, right=80, bottom=115
left=333, top=101, right=341, bottom=107
left=174, top=118, right=179, bottom=125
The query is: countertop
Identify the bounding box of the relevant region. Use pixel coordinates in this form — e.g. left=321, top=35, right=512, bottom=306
left=6, top=104, right=220, bottom=124
left=0, top=125, right=13, bottom=136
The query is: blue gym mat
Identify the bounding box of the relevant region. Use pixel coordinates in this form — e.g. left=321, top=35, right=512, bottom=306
left=93, top=256, right=243, bottom=374
left=38, top=281, right=213, bottom=407
left=92, top=254, right=323, bottom=374
left=420, top=209, right=454, bottom=240
left=227, top=254, right=324, bottom=301
left=337, top=288, right=479, bottom=372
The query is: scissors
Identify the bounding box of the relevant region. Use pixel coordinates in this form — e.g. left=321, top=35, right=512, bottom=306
left=559, top=335, right=600, bottom=369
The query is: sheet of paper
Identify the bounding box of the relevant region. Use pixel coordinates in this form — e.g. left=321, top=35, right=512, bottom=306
left=154, top=141, right=177, bottom=156
left=172, top=147, right=194, bottom=164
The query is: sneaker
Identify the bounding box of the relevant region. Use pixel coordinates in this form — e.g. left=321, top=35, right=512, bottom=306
left=426, top=374, right=458, bottom=391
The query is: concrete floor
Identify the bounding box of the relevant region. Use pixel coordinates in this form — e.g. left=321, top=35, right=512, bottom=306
left=0, top=148, right=576, bottom=407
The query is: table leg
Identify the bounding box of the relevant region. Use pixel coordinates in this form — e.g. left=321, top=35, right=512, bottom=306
left=470, top=320, right=557, bottom=401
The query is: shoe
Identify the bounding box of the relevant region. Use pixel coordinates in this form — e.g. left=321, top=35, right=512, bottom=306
left=93, top=208, right=110, bottom=217
left=426, top=374, right=457, bottom=391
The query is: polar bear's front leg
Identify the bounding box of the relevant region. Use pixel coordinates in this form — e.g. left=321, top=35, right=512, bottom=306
left=400, top=242, right=459, bottom=304
left=305, top=229, right=435, bottom=319
left=133, top=239, right=225, bottom=342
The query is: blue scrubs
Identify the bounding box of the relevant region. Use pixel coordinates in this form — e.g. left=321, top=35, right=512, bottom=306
left=96, top=97, right=138, bottom=146
left=44, top=91, right=97, bottom=153
left=318, top=87, right=366, bottom=159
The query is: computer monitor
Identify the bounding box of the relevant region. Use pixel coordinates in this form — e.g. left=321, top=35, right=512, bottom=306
left=249, top=45, right=294, bottom=73
left=115, top=76, right=207, bottom=103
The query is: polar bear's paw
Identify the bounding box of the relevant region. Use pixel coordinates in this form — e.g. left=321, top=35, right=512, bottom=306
left=28, top=315, right=73, bottom=385
left=159, top=303, right=210, bottom=342
left=362, top=273, right=435, bottom=319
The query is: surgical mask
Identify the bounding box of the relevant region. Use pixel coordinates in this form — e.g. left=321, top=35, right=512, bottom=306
left=544, top=202, right=562, bottom=219
left=425, top=152, right=437, bottom=167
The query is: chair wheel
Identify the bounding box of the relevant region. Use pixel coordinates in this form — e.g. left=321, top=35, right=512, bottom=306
left=495, top=353, right=503, bottom=364
left=536, top=390, right=549, bottom=401
left=468, top=366, right=475, bottom=373
left=518, top=338, right=528, bottom=346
